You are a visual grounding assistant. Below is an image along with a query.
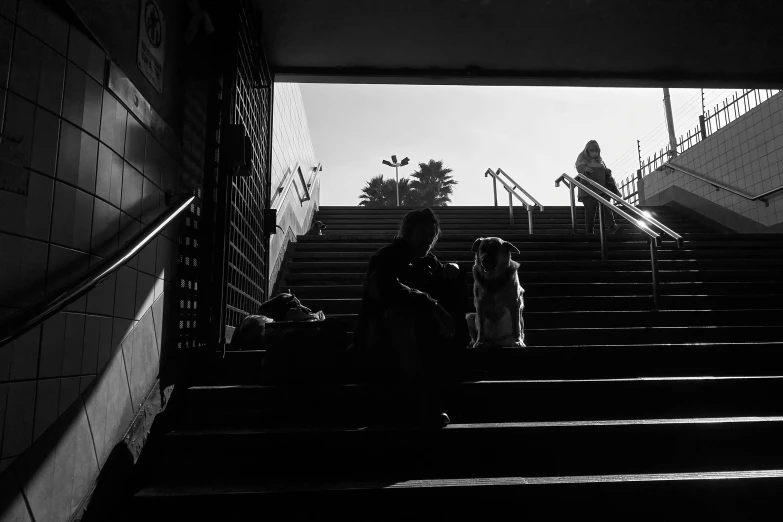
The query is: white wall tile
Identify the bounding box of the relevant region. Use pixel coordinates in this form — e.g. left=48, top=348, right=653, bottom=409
left=643, top=91, right=783, bottom=225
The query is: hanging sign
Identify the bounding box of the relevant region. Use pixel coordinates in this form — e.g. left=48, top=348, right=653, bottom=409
left=137, top=0, right=166, bottom=93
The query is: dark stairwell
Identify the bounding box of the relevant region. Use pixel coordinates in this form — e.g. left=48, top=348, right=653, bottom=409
left=124, top=205, right=783, bottom=520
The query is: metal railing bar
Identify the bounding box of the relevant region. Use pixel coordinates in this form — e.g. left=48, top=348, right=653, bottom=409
left=576, top=173, right=683, bottom=247
left=496, top=168, right=545, bottom=209
left=556, top=174, right=661, bottom=243
left=271, top=162, right=322, bottom=211
left=555, top=173, right=663, bottom=310
left=663, top=163, right=783, bottom=207
left=0, top=193, right=196, bottom=348
left=271, top=162, right=300, bottom=210
left=485, top=168, right=544, bottom=233
left=485, top=168, right=534, bottom=210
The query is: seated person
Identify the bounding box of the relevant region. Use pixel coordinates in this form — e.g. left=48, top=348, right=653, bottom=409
left=353, top=208, right=470, bottom=429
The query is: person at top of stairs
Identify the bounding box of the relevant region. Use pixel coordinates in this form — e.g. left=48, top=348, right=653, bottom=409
left=575, top=140, right=622, bottom=235
left=353, top=208, right=471, bottom=429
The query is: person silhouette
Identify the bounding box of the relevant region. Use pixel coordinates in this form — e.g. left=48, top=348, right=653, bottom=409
left=575, top=140, right=622, bottom=234
left=353, top=207, right=470, bottom=429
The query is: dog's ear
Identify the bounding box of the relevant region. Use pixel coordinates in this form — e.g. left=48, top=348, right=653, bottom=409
left=471, top=238, right=483, bottom=253
left=503, top=241, right=520, bottom=254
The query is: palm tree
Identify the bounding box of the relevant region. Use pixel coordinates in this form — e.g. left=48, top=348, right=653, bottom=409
left=409, top=159, right=457, bottom=207
left=358, top=175, right=387, bottom=207
left=358, top=175, right=415, bottom=207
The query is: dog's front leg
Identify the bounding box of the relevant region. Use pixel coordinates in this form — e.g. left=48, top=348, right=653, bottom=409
left=466, top=313, right=478, bottom=347
left=473, top=302, right=489, bottom=349
left=511, top=298, right=525, bottom=348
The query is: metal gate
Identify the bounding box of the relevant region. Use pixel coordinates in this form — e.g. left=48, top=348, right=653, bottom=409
left=200, top=0, right=273, bottom=350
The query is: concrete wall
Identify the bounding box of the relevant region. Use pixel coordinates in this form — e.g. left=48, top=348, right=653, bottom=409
left=268, top=82, right=320, bottom=295
left=0, top=0, right=198, bottom=520
left=642, top=91, right=783, bottom=228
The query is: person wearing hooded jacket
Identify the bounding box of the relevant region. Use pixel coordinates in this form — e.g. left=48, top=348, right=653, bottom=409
left=574, top=140, right=622, bottom=235
left=352, top=207, right=471, bottom=430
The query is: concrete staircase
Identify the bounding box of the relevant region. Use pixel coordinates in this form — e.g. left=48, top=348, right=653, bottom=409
left=128, top=206, right=783, bottom=520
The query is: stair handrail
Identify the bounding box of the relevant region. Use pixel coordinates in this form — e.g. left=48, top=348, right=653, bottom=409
left=0, top=193, right=197, bottom=348
left=555, top=173, right=664, bottom=310
left=271, top=162, right=322, bottom=210
left=661, top=162, right=783, bottom=207
left=485, top=168, right=544, bottom=234
left=496, top=168, right=545, bottom=209
left=573, top=173, right=684, bottom=248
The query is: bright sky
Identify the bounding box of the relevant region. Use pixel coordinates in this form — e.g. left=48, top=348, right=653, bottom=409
left=299, top=84, right=744, bottom=207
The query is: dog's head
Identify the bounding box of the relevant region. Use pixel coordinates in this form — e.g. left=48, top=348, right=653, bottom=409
left=311, top=221, right=327, bottom=234
left=471, top=237, right=519, bottom=275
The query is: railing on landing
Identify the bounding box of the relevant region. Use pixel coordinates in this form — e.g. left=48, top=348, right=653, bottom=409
left=485, top=168, right=544, bottom=233
left=555, top=173, right=683, bottom=310
left=271, top=162, right=322, bottom=210
left=620, top=88, right=783, bottom=205
left=661, top=162, right=783, bottom=207
left=0, top=192, right=196, bottom=348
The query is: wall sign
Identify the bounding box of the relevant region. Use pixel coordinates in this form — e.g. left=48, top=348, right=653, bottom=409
left=137, top=0, right=166, bottom=93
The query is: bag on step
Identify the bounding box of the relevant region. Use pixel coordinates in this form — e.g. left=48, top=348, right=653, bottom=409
left=229, top=293, right=327, bottom=351
left=229, top=314, right=274, bottom=351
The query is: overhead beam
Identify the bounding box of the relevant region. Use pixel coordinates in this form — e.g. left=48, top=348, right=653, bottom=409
left=273, top=67, right=783, bottom=89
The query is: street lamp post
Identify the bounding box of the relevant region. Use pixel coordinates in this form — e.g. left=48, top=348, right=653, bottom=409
left=382, top=155, right=410, bottom=207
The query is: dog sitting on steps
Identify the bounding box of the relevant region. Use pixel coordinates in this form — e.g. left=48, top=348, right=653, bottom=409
left=466, top=237, right=525, bottom=348
left=307, top=221, right=327, bottom=235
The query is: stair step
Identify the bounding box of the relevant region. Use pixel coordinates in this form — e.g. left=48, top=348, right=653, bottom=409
left=291, top=326, right=783, bottom=346
left=316, top=222, right=699, bottom=228
left=323, top=310, right=783, bottom=330
left=295, top=236, right=783, bottom=248
left=283, top=281, right=783, bottom=298
left=145, top=417, right=783, bottom=483
left=292, top=246, right=783, bottom=261
left=288, top=258, right=783, bottom=272
left=206, top=342, right=783, bottom=386
left=298, top=295, right=783, bottom=314
left=284, top=270, right=783, bottom=284
left=184, top=376, right=783, bottom=428
left=132, top=469, right=783, bottom=521
left=312, top=229, right=711, bottom=237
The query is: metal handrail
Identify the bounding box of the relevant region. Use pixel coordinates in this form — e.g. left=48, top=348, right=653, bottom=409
left=576, top=173, right=684, bottom=248
left=555, top=173, right=665, bottom=310
left=485, top=168, right=544, bottom=233
left=271, top=162, right=322, bottom=210
left=662, top=162, right=783, bottom=207
left=496, top=168, right=545, bottom=209
left=0, top=193, right=196, bottom=348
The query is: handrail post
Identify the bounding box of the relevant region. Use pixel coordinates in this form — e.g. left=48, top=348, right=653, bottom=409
left=508, top=189, right=514, bottom=225
left=650, top=237, right=660, bottom=311
left=493, top=176, right=498, bottom=206
left=597, top=203, right=607, bottom=261
left=569, top=183, right=577, bottom=234
left=528, top=206, right=533, bottom=235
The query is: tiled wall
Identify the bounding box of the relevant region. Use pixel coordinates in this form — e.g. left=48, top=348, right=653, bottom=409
left=643, top=91, right=783, bottom=226
left=0, top=1, right=187, bottom=520
left=268, top=82, right=320, bottom=293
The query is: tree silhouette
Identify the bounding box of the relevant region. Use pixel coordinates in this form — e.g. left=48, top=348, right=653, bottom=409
left=409, top=159, right=457, bottom=207
left=358, top=175, right=415, bottom=207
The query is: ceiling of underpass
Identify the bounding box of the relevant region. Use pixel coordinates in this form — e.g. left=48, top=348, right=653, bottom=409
left=252, top=0, right=783, bottom=88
